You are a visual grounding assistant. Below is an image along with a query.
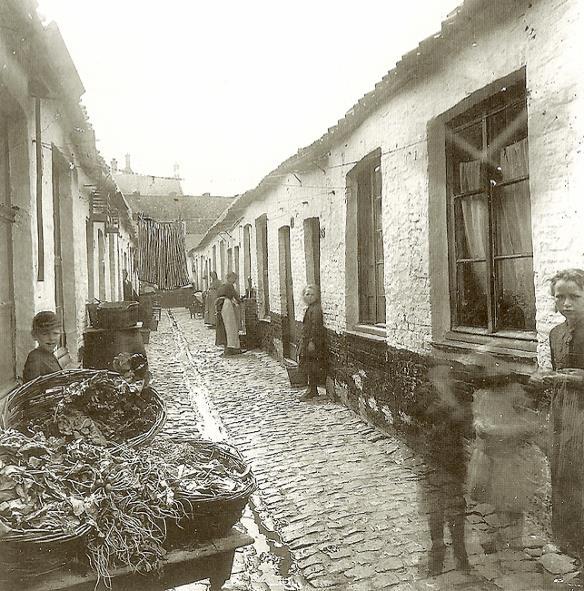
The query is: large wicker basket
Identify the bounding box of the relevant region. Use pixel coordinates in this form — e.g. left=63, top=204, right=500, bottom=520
left=2, top=369, right=166, bottom=449
left=164, top=438, right=256, bottom=545
left=0, top=526, right=90, bottom=584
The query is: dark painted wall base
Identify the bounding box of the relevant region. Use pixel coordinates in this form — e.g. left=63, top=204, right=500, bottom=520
left=244, top=305, right=552, bottom=536
left=248, top=308, right=430, bottom=433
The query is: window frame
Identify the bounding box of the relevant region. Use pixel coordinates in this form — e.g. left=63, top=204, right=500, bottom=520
left=356, top=153, right=385, bottom=326
left=445, top=83, right=536, bottom=341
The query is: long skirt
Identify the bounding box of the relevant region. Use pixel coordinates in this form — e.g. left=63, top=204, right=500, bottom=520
left=216, top=298, right=241, bottom=350
left=204, top=288, right=218, bottom=326
left=551, top=384, right=584, bottom=553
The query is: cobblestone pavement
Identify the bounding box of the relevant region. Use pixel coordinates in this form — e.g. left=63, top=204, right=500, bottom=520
left=153, top=309, right=580, bottom=591
left=148, top=314, right=295, bottom=591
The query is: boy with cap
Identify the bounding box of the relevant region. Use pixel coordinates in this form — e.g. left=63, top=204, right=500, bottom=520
left=22, top=311, right=62, bottom=383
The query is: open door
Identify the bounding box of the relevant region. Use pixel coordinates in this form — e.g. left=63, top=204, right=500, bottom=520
left=278, top=226, right=296, bottom=360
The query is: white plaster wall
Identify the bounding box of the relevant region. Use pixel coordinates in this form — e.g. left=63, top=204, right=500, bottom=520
left=196, top=0, right=583, bottom=366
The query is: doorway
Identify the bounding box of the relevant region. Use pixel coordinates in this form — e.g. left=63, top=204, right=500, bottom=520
left=234, top=245, right=240, bottom=293
left=52, top=152, right=67, bottom=349
left=98, top=229, right=106, bottom=301
left=303, top=217, right=321, bottom=287
left=0, top=118, right=16, bottom=390
left=278, top=226, right=296, bottom=360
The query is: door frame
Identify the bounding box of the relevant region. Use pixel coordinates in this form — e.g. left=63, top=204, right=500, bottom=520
left=51, top=148, right=67, bottom=349
left=303, top=217, right=321, bottom=287
left=0, top=117, right=16, bottom=389
left=278, top=225, right=296, bottom=360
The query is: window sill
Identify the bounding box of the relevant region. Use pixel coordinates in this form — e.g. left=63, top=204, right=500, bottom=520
left=431, top=335, right=538, bottom=373
left=445, top=329, right=537, bottom=352
left=345, top=325, right=387, bottom=343
left=258, top=316, right=271, bottom=324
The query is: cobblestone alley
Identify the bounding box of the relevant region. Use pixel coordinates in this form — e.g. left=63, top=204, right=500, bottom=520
left=150, top=309, right=576, bottom=591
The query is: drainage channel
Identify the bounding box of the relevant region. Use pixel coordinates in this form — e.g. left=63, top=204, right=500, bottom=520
left=167, top=310, right=311, bottom=591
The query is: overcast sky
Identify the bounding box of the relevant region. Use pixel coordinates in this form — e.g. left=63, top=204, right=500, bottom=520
left=37, top=0, right=462, bottom=196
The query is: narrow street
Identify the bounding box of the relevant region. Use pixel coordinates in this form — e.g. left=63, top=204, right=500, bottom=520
left=148, top=310, right=560, bottom=591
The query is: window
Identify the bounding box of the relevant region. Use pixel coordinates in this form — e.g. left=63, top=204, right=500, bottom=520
left=446, top=82, right=535, bottom=335
left=211, top=245, right=217, bottom=274
left=356, top=153, right=385, bottom=325
left=255, top=215, right=270, bottom=318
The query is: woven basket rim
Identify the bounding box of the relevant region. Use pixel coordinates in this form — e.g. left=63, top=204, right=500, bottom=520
left=0, top=522, right=92, bottom=544
left=155, top=437, right=257, bottom=503
left=2, top=369, right=166, bottom=449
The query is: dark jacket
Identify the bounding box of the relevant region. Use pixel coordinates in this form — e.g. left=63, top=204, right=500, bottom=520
left=550, top=320, right=584, bottom=370
left=299, top=303, right=327, bottom=385
left=216, top=282, right=239, bottom=303
left=415, top=369, right=474, bottom=479
left=23, top=348, right=62, bottom=383
left=300, top=303, right=325, bottom=359
left=123, top=279, right=137, bottom=302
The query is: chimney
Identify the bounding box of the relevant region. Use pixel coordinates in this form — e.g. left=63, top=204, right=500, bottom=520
left=124, top=153, right=132, bottom=173
left=111, top=158, right=118, bottom=173
left=173, top=163, right=180, bottom=179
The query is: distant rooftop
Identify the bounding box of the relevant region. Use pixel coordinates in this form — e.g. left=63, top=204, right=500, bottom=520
left=114, top=171, right=184, bottom=197
left=112, top=154, right=184, bottom=196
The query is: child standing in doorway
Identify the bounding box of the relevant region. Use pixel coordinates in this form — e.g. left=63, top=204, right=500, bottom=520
left=299, top=285, right=327, bottom=401
left=22, top=311, right=62, bottom=383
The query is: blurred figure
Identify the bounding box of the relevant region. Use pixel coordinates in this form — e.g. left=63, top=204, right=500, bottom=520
left=122, top=270, right=137, bottom=302
left=416, top=362, right=473, bottom=575
left=204, top=271, right=221, bottom=327
left=468, top=355, right=544, bottom=552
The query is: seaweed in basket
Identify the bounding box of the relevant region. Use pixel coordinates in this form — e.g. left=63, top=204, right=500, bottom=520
left=148, top=440, right=253, bottom=499
left=30, top=372, right=158, bottom=445
left=0, top=429, right=185, bottom=587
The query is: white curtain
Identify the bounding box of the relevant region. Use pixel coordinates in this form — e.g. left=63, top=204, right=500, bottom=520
left=496, top=138, right=535, bottom=328
left=459, top=160, right=488, bottom=294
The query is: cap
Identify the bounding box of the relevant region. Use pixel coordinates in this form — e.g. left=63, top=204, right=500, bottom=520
left=32, top=311, right=61, bottom=333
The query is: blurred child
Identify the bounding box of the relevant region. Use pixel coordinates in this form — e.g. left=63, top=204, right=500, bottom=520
left=417, top=362, right=473, bottom=575
left=299, top=285, right=327, bottom=401
left=23, top=311, right=62, bottom=383
left=468, top=355, right=544, bottom=551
